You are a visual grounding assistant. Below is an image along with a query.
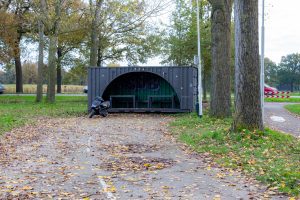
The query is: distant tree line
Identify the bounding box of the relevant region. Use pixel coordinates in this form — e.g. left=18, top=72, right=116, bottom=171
left=265, top=53, right=300, bottom=92
left=0, top=61, right=87, bottom=85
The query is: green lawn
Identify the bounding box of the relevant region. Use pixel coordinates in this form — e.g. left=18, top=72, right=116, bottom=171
left=265, top=98, right=300, bottom=103
left=0, top=95, right=87, bottom=135
left=285, top=104, right=300, bottom=116
left=170, top=113, right=300, bottom=196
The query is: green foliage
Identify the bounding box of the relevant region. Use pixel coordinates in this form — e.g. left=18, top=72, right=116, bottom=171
left=265, top=57, right=279, bottom=86
left=170, top=113, right=300, bottom=196
left=161, top=0, right=211, bottom=69
left=63, top=59, right=87, bottom=85
left=0, top=96, right=87, bottom=135
left=285, top=104, right=300, bottom=116
left=265, top=54, right=300, bottom=92
left=278, top=53, right=300, bottom=91
left=87, top=0, right=165, bottom=65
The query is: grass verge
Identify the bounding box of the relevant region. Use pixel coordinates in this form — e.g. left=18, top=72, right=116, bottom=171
left=0, top=95, right=87, bottom=135
left=170, top=113, right=300, bottom=196
left=265, top=98, right=300, bottom=103
left=285, top=104, right=300, bottom=116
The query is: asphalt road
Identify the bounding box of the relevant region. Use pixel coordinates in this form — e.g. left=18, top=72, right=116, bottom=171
left=264, top=102, right=300, bottom=137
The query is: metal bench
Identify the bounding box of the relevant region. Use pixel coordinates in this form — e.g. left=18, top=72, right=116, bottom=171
left=110, top=95, right=136, bottom=108
left=148, top=95, right=174, bottom=108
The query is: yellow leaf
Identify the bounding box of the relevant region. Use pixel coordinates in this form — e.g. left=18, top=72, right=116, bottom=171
left=143, top=163, right=151, bottom=168
left=22, top=186, right=33, bottom=190
left=104, top=186, right=117, bottom=193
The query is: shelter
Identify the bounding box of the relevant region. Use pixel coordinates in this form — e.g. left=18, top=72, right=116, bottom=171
left=88, top=66, right=197, bottom=113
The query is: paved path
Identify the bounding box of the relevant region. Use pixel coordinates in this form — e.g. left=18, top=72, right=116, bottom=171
left=0, top=115, right=284, bottom=199
left=264, top=102, right=300, bottom=137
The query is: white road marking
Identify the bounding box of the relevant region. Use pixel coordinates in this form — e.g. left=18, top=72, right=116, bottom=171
left=98, top=177, right=116, bottom=200
left=88, top=136, right=92, bottom=146
left=270, top=115, right=286, bottom=122
left=87, top=136, right=117, bottom=199
left=86, top=136, right=92, bottom=153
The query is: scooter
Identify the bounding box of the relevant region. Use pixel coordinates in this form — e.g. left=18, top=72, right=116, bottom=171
left=89, top=96, right=111, bottom=118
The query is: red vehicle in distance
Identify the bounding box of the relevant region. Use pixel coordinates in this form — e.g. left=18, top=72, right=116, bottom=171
left=264, top=84, right=278, bottom=94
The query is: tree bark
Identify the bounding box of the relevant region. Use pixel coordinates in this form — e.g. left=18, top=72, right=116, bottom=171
left=14, top=36, right=23, bottom=93
left=97, top=46, right=102, bottom=67
left=203, top=74, right=207, bottom=101
left=57, top=46, right=62, bottom=93
left=89, top=0, right=103, bottom=67
left=46, top=0, right=61, bottom=103
left=47, top=35, right=57, bottom=103
left=233, top=0, right=263, bottom=131
left=209, top=0, right=233, bottom=118
left=36, top=18, right=44, bottom=102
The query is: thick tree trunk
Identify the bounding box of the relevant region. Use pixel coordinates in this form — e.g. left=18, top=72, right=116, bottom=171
left=209, top=0, right=233, bottom=118
left=46, top=0, right=61, bottom=103
left=97, top=46, right=102, bottom=67
left=203, top=74, right=207, bottom=101
left=57, top=46, right=62, bottom=93
left=290, top=81, right=294, bottom=92
left=47, top=35, right=57, bottom=103
left=36, top=19, right=44, bottom=102
left=14, top=37, right=23, bottom=93
left=89, top=0, right=103, bottom=67
left=233, top=0, right=263, bottom=131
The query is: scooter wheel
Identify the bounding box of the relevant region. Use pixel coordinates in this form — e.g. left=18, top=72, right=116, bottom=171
left=88, top=110, right=95, bottom=118
left=100, top=111, right=108, bottom=117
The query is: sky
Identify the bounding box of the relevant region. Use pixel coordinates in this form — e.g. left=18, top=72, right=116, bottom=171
left=261, top=0, right=300, bottom=63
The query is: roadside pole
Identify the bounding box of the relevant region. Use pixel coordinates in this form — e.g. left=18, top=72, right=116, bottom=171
left=261, top=0, right=265, bottom=122
left=196, top=0, right=203, bottom=117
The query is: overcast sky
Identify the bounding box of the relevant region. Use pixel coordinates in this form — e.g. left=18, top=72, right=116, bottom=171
left=261, top=0, right=300, bottom=63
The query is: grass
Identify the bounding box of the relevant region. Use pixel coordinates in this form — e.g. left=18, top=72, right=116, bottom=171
left=3, top=84, right=84, bottom=94
left=265, top=98, right=300, bottom=103
left=0, top=95, right=87, bottom=135
left=170, top=113, right=300, bottom=196
left=285, top=104, right=300, bottom=116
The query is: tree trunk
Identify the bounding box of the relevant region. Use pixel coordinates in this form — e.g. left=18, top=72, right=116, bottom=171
left=209, top=0, right=233, bottom=118
left=57, top=46, right=62, bottom=93
left=36, top=19, right=44, bottom=102
left=47, top=35, right=57, bottom=103
left=233, top=0, right=263, bottom=131
left=14, top=37, right=23, bottom=93
left=203, top=74, right=207, bottom=101
left=97, top=46, right=102, bottom=67
left=46, top=0, right=61, bottom=103
left=89, top=0, right=103, bottom=67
